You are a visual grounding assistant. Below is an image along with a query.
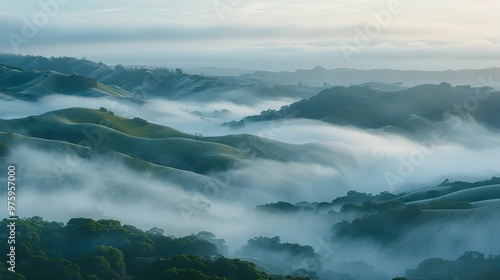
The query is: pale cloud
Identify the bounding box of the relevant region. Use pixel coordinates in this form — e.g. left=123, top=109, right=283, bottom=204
left=0, top=0, right=499, bottom=70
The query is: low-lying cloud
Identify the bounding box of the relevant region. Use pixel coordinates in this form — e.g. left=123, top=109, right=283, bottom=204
left=2, top=95, right=500, bottom=278
left=3, top=95, right=500, bottom=198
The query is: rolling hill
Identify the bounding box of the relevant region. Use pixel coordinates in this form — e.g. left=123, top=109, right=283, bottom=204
left=239, top=66, right=500, bottom=88
left=229, top=84, right=500, bottom=137
left=0, top=108, right=249, bottom=173
left=397, top=177, right=500, bottom=207
left=0, top=131, right=234, bottom=196
left=0, top=54, right=319, bottom=104
left=0, top=107, right=343, bottom=198
left=0, top=64, right=135, bottom=101
left=0, top=107, right=358, bottom=171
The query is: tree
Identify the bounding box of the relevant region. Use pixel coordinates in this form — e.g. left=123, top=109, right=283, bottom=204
left=159, top=268, right=209, bottom=280
left=292, top=268, right=319, bottom=279
left=146, top=227, right=164, bottom=236
left=458, top=251, right=485, bottom=262
left=20, top=256, right=83, bottom=280
left=210, top=257, right=239, bottom=278
left=0, top=216, right=285, bottom=280
left=193, top=231, right=228, bottom=255
left=94, top=245, right=125, bottom=270
left=132, top=117, right=148, bottom=126
left=0, top=262, right=26, bottom=280
left=194, top=133, right=203, bottom=140
left=480, top=269, right=500, bottom=280
left=77, top=256, right=110, bottom=279
left=0, top=142, right=8, bottom=157
left=175, top=68, right=184, bottom=75
left=83, top=275, right=102, bottom=280
left=246, top=236, right=281, bottom=250
left=256, top=201, right=301, bottom=213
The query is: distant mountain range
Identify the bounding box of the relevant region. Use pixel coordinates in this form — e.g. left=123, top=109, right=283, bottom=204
left=240, top=66, right=500, bottom=88
left=0, top=54, right=318, bottom=104
left=3, top=53, right=500, bottom=105
left=186, top=66, right=256, bottom=76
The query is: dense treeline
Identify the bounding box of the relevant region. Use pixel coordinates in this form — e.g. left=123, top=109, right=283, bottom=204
left=237, top=236, right=320, bottom=275
left=0, top=217, right=307, bottom=280
left=255, top=177, right=500, bottom=216
left=254, top=191, right=399, bottom=215
left=0, top=53, right=215, bottom=99
left=406, top=251, right=500, bottom=280
left=1, top=214, right=499, bottom=279
left=2, top=176, right=499, bottom=279
left=333, top=204, right=423, bottom=244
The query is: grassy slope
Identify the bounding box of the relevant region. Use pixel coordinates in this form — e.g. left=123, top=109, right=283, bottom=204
left=0, top=132, right=230, bottom=194
left=242, top=84, right=500, bottom=133
left=408, top=185, right=500, bottom=205
left=0, top=108, right=302, bottom=177
left=398, top=177, right=500, bottom=200
left=389, top=178, right=500, bottom=213
left=42, top=107, right=191, bottom=138
left=0, top=65, right=134, bottom=99
left=0, top=56, right=319, bottom=103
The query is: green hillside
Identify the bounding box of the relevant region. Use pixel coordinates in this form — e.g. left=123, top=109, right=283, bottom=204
left=0, top=216, right=296, bottom=280
left=234, top=84, right=500, bottom=137
left=407, top=184, right=500, bottom=206
left=0, top=54, right=319, bottom=103
left=397, top=177, right=500, bottom=205
left=0, top=132, right=232, bottom=194
left=0, top=64, right=135, bottom=100
left=0, top=108, right=239, bottom=173
left=37, top=107, right=191, bottom=139
left=0, top=108, right=302, bottom=176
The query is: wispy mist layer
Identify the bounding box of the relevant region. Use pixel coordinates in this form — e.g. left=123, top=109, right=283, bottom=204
left=2, top=94, right=500, bottom=277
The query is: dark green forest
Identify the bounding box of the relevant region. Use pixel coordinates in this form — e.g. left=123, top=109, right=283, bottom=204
left=405, top=252, right=500, bottom=280
left=0, top=177, right=499, bottom=279
left=2, top=216, right=500, bottom=280
left=0, top=217, right=309, bottom=280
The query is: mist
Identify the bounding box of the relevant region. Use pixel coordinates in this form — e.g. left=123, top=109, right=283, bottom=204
left=216, top=118, right=500, bottom=194
left=0, top=95, right=297, bottom=134
left=2, top=93, right=500, bottom=207
left=4, top=141, right=499, bottom=277
left=2, top=0, right=500, bottom=277
left=2, top=93, right=500, bottom=278
left=1, top=144, right=339, bottom=266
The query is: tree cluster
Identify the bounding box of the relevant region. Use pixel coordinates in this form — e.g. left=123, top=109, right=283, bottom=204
left=0, top=217, right=301, bottom=280
left=406, top=251, right=500, bottom=280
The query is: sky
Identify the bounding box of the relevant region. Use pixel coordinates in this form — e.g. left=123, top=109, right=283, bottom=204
left=1, top=0, right=499, bottom=71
